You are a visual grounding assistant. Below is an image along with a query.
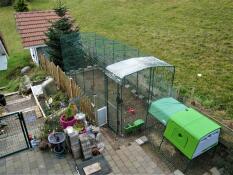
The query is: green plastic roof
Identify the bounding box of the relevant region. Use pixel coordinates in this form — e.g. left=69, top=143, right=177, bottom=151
left=148, top=97, right=187, bottom=125
left=170, top=108, right=221, bottom=140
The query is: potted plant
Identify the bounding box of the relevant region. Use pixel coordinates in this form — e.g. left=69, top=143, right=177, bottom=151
left=60, top=104, right=77, bottom=129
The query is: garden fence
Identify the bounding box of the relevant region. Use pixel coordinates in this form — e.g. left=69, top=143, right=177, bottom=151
left=39, top=55, right=95, bottom=123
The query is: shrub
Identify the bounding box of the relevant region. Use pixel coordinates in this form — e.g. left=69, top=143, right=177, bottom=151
left=14, top=0, right=28, bottom=12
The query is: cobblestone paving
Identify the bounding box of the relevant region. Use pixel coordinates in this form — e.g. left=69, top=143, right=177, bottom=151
left=103, top=142, right=165, bottom=175
left=0, top=132, right=168, bottom=175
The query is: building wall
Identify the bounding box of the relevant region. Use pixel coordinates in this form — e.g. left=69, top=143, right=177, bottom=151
left=29, top=47, right=39, bottom=65
left=0, top=39, right=8, bottom=70
left=0, top=55, right=7, bottom=70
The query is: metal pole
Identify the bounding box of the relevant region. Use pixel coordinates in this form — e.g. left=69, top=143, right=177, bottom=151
left=83, top=68, right=85, bottom=93
left=123, top=44, right=126, bottom=58
left=92, top=68, right=95, bottom=94
left=104, top=75, right=109, bottom=125
left=147, top=68, right=152, bottom=107
left=184, top=160, right=192, bottom=173
left=150, top=68, right=155, bottom=101
left=120, top=85, right=123, bottom=135
left=103, top=38, right=106, bottom=62
left=112, top=41, right=115, bottom=63
left=20, top=112, right=32, bottom=148
left=19, top=113, right=30, bottom=149
left=116, top=84, right=119, bottom=134
left=145, top=112, right=149, bottom=129
left=94, top=33, right=97, bottom=56
left=171, top=66, right=176, bottom=96
left=159, top=136, right=164, bottom=151
left=136, top=72, right=139, bottom=95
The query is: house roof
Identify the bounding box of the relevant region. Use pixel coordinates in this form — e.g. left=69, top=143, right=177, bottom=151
left=15, top=10, right=62, bottom=48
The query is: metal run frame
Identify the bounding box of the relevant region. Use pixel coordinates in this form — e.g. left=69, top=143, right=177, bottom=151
left=61, top=32, right=175, bottom=135
left=110, top=66, right=175, bottom=135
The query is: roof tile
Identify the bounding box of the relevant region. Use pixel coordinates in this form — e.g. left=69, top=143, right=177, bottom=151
left=15, top=10, right=62, bottom=48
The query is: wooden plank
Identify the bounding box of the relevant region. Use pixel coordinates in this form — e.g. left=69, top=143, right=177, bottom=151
left=4, top=91, right=19, bottom=96
left=30, top=85, right=47, bottom=118
left=0, top=86, right=6, bottom=90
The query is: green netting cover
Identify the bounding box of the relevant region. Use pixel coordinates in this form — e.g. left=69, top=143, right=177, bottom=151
left=148, top=97, right=187, bottom=125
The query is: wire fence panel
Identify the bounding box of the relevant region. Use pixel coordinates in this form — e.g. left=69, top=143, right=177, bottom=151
left=0, top=112, right=30, bottom=158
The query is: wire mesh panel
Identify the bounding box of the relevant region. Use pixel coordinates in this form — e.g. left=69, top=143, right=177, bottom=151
left=0, top=112, right=29, bottom=158
left=61, top=32, right=148, bottom=71
left=122, top=79, right=148, bottom=132
left=151, top=66, right=175, bottom=101
left=107, top=78, right=119, bottom=133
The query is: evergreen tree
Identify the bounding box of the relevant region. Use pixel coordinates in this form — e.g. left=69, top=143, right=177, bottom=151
left=14, top=0, right=29, bottom=12
left=45, top=1, right=79, bottom=70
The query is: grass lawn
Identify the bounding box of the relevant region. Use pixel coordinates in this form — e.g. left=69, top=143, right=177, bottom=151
left=0, top=0, right=232, bottom=119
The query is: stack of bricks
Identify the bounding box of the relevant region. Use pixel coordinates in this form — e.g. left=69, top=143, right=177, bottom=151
left=69, top=132, right=81, bottom=159
left=79, top=134, right=92, bottom=160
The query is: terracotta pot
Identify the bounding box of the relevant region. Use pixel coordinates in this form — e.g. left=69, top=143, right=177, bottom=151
left=60, top=115, right=77, bottom=129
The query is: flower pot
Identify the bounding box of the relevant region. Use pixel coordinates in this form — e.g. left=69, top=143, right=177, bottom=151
left=60, top=115, right=77, bottom=129
left=54, top=145, right=65, bottom=158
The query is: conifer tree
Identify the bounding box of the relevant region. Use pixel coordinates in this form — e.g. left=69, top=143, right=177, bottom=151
left=45, top=1, right=79, bottom=70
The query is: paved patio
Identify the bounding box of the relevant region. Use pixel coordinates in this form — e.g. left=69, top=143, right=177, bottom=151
left=0, top=93, right=172, bottom=175
left=0, top=128, right=169, bottom=175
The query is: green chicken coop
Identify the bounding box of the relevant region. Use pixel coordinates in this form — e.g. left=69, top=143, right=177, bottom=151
left=148, top=97, right=221, bottom=159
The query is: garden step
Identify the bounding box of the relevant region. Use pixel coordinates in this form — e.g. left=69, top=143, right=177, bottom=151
left=6, top=96, right=32, bottom=105
left=5, top=95, right=36, bottom=113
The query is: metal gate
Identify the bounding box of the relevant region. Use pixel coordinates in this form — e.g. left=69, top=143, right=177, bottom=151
left=0, top=112, right=31, bottom=158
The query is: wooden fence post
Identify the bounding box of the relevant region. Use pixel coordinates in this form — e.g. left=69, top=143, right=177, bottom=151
left=69, top=78, right=73, bottom=98
left=56, top=65, right=60, bottom=89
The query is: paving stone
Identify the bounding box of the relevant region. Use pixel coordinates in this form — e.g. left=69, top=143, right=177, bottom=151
left=31, top=168, right=40, bottom=175
left=137, top=166, right=147, bottom=174
left=0, top=168, right=6, bottom=175
left=29, top=160, right=38, bottom=170
left=174, top=169, right=185, bottom=175
left=48, top=169, right=56, bottom=175
left=112, top=155, right=121, bottom=163
left=209, top=167, right=220, bottom=175
left=38, top=167, right=48, bottom=175
left=202, top=172, right=211, bottom=175
left=112, top=166, right=121, bottom=173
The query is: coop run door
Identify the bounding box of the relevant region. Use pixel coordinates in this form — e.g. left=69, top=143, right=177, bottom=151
left=192, top=129, right=220, bottom=159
